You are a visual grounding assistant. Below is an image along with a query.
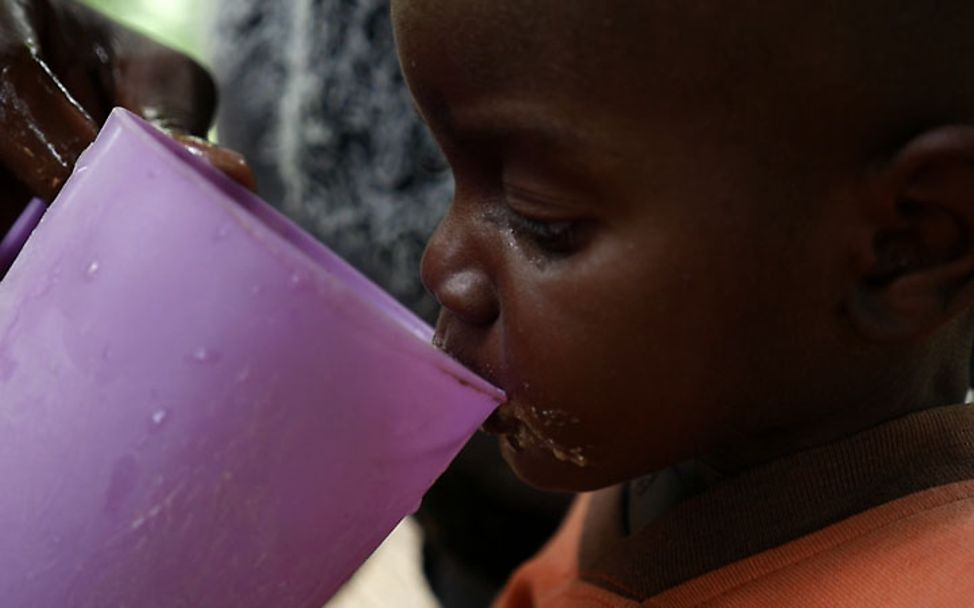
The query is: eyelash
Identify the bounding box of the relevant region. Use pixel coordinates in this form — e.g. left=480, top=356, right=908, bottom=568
left=507, top=211, right=579, bottom=254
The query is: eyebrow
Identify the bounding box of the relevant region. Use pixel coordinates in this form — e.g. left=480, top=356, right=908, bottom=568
left=438, top=98, right=602, bottom=152
left=450, top=101, right=641, bottom=207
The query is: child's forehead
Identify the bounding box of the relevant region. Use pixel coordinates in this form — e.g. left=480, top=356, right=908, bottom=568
left=394, top=1, right=828, bottom=150
left=393, top=0, right=839, bottom=108
left=399, top=1, right=966, bottom=163
left=396, top=0, right=679, bottom=70
left=395, top=0, right=974, bottom=188
left=394, top=1, right=704, bottom=117
left=394, top=5, right=670, bottom=175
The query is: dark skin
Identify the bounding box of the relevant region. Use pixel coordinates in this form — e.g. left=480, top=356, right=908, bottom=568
left=392, top=0, right=974, bottom=492
left=0, top=0, right=254, bottom=238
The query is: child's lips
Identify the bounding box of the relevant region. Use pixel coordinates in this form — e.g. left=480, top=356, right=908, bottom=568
left=490, top=405, right=591, bottom=467
left=435, top=324, right=591, bottom=467
left=433, top=332, right=484, bottom=377
left=481, top=402, right=519, bottom=435
left=432, top=326, right=511, bottom=422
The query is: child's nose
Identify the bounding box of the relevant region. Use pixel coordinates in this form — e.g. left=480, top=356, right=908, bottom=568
left=421, top=212, right=499, bottom=327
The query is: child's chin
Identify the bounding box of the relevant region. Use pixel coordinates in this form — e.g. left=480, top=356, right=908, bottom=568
left=498, top=434, right=612, bottom=493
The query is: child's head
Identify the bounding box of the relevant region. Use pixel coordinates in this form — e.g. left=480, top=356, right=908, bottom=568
left=392, top=0, right=974, bottom=491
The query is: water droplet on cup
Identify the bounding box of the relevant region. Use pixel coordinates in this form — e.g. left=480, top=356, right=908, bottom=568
left=42, top=265, right=63, bottom=293
left=85, top=260, right=100, bottom=281
left=151, top=409, right=168, bottom=426
left=213, top=223, right=231, bottom=241
left=190, top=347, right=221, bottom=365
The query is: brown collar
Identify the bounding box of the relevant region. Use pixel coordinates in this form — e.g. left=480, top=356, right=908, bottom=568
left=578, top=403, right=974, bottom=600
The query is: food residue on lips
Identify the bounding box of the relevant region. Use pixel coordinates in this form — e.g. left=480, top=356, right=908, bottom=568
left=530, top=405, right=581, bottom=429
left=508, top=406, right=590, bottom=467
left=429, top=332, right=586, bottom=465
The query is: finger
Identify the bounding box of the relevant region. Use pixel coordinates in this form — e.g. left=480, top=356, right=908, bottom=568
left=47, top=1, right=217, bottom=137
left=174, top=134, right=258, bottom=193
left=34, top=0, right=114, bottom=124
left=0, top=49, right=98, bottom=201
left=115, top=52, right=217, bottom=138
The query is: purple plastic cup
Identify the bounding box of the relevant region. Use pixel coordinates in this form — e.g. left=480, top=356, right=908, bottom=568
left=0, top=109, right=504, bottom=607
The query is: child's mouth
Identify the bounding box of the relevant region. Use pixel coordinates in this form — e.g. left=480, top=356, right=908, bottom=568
left=432, top=325, right=588, bottom=467
left=481, top=401, right=518, bottom=434
left=483, top=401, right=590, bottom=468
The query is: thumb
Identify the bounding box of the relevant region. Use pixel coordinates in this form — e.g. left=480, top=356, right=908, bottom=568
left=173, top=134, right=258, bottom=193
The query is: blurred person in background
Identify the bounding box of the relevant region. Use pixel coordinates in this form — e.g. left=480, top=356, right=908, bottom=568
left=208, top=2, right=571, bottom=606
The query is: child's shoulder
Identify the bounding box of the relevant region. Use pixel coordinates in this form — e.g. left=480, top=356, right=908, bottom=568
left=651, top=479, right=974, bottom=607
left=496, top=404, right=974, bottom=607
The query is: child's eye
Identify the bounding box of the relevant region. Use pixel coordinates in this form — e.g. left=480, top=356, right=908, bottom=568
left=500, top=182, right=588, bottom=255
left=508, top=212, right=579, bottom=254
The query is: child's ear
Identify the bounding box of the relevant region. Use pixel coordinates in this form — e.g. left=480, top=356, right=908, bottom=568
left=852, top=126, right=974, bottom=339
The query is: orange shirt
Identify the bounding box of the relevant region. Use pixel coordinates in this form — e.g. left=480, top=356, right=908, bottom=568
left=496, top=404, right=974, bottom=607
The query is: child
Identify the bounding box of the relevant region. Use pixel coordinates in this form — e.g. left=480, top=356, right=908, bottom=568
left=391, top=0, right=974, bottom=605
